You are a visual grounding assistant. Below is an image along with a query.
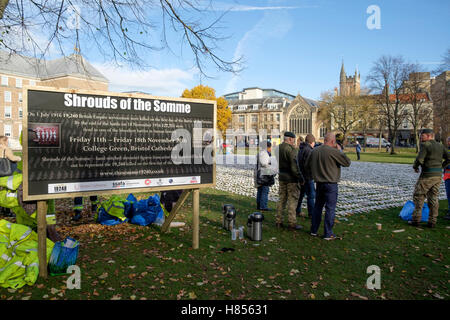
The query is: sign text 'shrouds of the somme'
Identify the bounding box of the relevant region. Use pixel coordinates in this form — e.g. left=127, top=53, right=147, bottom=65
left=25, top=89, right=215, bottom=199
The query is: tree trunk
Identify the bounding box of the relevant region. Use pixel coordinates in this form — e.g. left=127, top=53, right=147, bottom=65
left=0, top=0, right=9, bottom=19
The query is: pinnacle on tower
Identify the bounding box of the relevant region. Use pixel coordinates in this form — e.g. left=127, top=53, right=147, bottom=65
left=340, top=60, right=346, bottom=82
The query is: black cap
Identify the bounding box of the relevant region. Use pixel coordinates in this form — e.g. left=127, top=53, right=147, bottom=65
left=284, top=131, right=296, bottom=138
left=421, top=128, right=433, bottom=134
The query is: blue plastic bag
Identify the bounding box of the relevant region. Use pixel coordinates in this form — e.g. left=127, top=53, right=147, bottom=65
left=130, top=194, right=163, bottom=226
left=399, top=200, right=429, bottom=222
left=96, top=207, right=128, bottom=226
left=48, top=237, right=79, bottom=276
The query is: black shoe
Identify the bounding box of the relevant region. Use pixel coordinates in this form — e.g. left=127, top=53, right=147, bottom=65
left=426, top=223, right=436, bottom=228
left=323, top=234, right=341, bottom=241
left=288, top=224, right=303, bottom=231
left=408, top=221, right=419, bottom=227
left=275, top=223, right=284, bottom=229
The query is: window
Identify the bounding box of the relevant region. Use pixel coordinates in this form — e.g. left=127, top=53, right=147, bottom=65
left=19, top=107, right=23, bottom=118
left=267, top=103, right=278, bottom=110
left=1, top=76, right=8, bottom=86
left=251, top=115, right=258, bottom=122
left=252, top=104, right=259, bottom=110
left=18, top=124, right=22, bottom=136
left=16, top=78, right=22, bottom=88
left=18, top=93, right=22, bottom=103
left=4, top=106, right=11, bottom=118
left=237, top=105, right=247, bottom=111
left=276, top=114, right=280, bottom=122
left=4, top=124, right=11, bottom=137
left=238, top=115, right=245, bottom=123
left=4, top=91, right=11, bottom=102
left=320, top=123, right=328, bottom=138
left=289, top=109, right=311, bottom=134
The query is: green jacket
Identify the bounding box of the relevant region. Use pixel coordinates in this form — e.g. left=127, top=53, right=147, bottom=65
left=413, top=140, right=449, bottom=177
left=306, top=145, right=351, bottom=183
left=278, top=142, right=302, bottom=183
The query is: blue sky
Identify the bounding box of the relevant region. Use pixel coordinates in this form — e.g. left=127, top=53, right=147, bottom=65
left=90, top=0, right=450, bottom=100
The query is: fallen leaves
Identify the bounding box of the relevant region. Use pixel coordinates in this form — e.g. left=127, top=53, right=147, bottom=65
left=351, top=292, right=368, bottom=300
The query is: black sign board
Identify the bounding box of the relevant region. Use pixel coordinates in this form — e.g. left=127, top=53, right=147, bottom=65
left=23, top=87, right=216, bottom=201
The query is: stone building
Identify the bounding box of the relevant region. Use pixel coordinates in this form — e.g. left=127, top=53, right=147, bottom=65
left=0, top=51, right=108, bottom=149
left=224, top=87, right=326, bottom=145
left=430, top=71, right=450, bottom=142
left=339, top=61, right=360, bottom=96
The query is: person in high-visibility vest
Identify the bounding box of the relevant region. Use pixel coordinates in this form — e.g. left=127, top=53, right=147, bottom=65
left=444, top=136, right=450, bottom=220
left=73, top=196, right=99, bottom=221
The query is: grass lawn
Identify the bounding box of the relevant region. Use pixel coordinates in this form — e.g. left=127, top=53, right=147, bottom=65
left=345, top=150, right=417, bottom=164
left=1, top=188, right=449, bottom=300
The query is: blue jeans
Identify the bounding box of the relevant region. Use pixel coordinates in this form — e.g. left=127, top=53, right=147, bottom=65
left=311, top=182, right=338, bottom=237
left=296, top=180, right=316, bottom=216
left=446, top=179, right=450, bottom=214
left=257, top=186, right=270, bottom=210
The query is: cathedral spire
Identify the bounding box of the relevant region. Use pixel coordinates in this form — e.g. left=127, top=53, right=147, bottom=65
left=340, top=60, right=346, bottom=82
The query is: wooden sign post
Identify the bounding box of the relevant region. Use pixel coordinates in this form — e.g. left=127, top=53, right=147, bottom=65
left=23, top=87, right=216, bottom=277
left=37, top=201, right=48, bottom=278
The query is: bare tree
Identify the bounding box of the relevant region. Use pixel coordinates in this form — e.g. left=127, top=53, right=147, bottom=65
left=402, top=63, right=433, bottom=152
left=432, top=47, right=450, bottom=76
left=367, top=55, right=413, bottom=154
left=319, top=90, right=360, bottom=142
left=0, top=0, right=242, bottom=76
left=353, top=93, right=378, bottom=151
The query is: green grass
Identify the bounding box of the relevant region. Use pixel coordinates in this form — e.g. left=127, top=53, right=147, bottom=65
left=345, top=150, right=417, bottom=164
left=1, top=188, right=449, bottom=300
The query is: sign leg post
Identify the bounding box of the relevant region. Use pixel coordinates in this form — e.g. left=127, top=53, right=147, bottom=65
left=192, top=188, right=200, bottom=249
left=37, top=200, right=48, bottom=279
left=161, top=189, right=191, bottom=233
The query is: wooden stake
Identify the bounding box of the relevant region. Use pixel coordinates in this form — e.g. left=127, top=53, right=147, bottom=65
left=37, top=201, right=48, bottom=279
left=192, top=189, right=200, bottom=249
left=161, top=189, right=191, bottom=233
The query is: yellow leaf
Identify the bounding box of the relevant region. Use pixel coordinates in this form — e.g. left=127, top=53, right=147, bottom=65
left=188, top=292, right=197, bottom=299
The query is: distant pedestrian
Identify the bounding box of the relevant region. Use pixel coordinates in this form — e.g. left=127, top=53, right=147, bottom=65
left=255, top=142, right=276, bottom=211
left=297, top=136, right=304, bottom=148
left=306, top=132, right=351, bottom=240
left=296, top=134, right=316, bottom=218
left=276, top=132, right=304, bottom=231
left=409, top=129, right=449, bottom=228
left=445, top=136, right=450, bottom=220
left=355, top=141, right=361, bottom=160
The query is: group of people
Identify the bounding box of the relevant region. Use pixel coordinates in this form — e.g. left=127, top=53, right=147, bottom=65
left=255, top=128, right=450, bottom=240
left=255, top=131, right=351, bottom=240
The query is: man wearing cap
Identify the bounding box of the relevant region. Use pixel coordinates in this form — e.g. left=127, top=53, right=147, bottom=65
left=276, top=131, right=304, bottom=230
left=410, top=129, right=450, bottom=228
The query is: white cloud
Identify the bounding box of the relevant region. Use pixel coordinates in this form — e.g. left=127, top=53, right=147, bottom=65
left=208, top=1, right=316, bottom=12
left=224, top=7, right=294, bottom=93
left=93, top=63, right=196, bottom=97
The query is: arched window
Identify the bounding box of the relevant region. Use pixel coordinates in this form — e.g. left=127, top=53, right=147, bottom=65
left=289, top=107, right=311, bottom=134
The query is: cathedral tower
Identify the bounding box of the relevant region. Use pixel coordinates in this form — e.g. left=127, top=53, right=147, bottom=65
left=339, top=61, right=360, bottom=96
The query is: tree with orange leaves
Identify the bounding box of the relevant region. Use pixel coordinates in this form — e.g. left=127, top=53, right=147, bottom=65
left=182, top=85, right=232, bottom=136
